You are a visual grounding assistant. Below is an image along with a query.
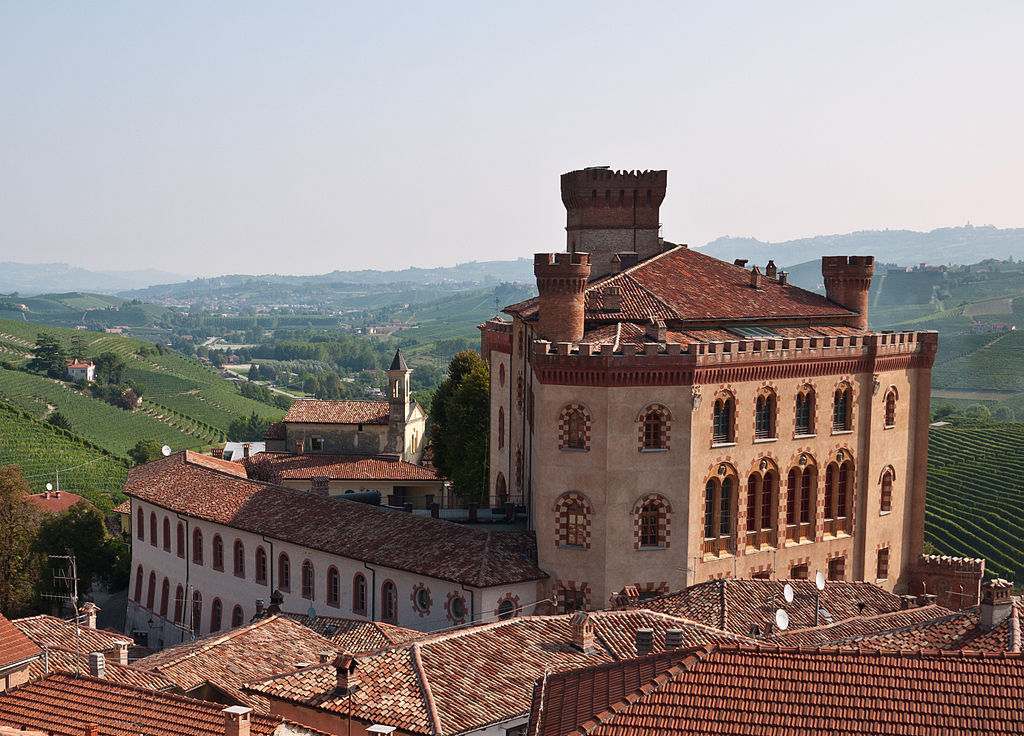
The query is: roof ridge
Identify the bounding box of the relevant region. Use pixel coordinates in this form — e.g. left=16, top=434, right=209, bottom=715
left=410, top=642, right=444, bottom=735
left=149, top=615, right=280, bottom=668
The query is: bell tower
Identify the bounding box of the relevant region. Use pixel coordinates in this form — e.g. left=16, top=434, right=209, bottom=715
left=385, top=348, right=411, bottom=457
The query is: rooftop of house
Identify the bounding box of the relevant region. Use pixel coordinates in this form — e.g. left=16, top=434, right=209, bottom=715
left=263, top=421, right=286, bottom=440
left=245, top=610, right=756, bottom=736
left=0, top=672, right=288, bottom=736
left=23, top=490, right=88, bottom=514
left=282, top=613, right=424, bottom=653
left=12, top=614, right=129, bottom=659
left=112, top=498, right=131, bottom=514
left=527, top=643, right=1024, bottom=736
left=26, top=647, right=178, bottom=691
left=282, top=399, right=390, bottom=425
left=0, top=612, right=41, bottom=671
left=241, top=452, right=441, bottom=482
left=505, top=245, right=856, bottom=328
left=65, top=360, right=94, bottom=369
left=124, top=451, right=544, bottom=587
left=131, top=615, right=339, bottom=712
left=643, top=578, right=906, bottom=636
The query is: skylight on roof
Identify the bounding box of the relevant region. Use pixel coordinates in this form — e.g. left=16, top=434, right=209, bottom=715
left=729, top=326, right=782, bottom=338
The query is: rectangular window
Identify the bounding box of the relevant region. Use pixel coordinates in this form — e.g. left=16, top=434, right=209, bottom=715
left=799, top=473, right=811, bottom=524
left=311, top=437, right=325, bottom=452
left=795, top=395, right=811, bottom=435
left=877, top=547, right=890, bottom=580
left=746, top=479, right=758, bottom=533
left=704, top=482, right=715, bottom=539
left=791, top=564, right=808, bottom=580
left=562, top=589, right=585, bottom=614
left=829, top=556, right=846, bottom=581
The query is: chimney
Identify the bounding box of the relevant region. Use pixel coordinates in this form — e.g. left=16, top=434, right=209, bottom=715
left=570, top=611, right=595, bottom=653
left=84, top=725, right=100, bottom=736
left=80, top=602, right=99, bottom=629
left=645, top=317, right=667, bottom=343
left=295, top=440, right=304, bottom=455
left=242, top=443, right=251, bottom=459
left=602, top=286, right=621, bottom=312
left=750, top=265, right=763, bottom=289
left=44, top=490, right=50, bottom=500
left=980, top=578, right=1014, bottom=631
left=55, top=489, right=60, bottom=498
left=899, top=595, right=917, bottom=610
left=765, top=260, right=778, bottom=279
left=88, top=651, right=105, bottom=679
left=635, top=628, right=654, bottom=657
left=319, top=651, right=333, bottom=664
left=334, top=652, right=359, bottom=695
left=254, top=599, right=264, bottom=619
left=268, top=589, right=284, bottom=615
left=778, top=271, right=788, bottom=285
left=113, top=639, right=131, bottom=665
left=917, top=593, right=938, bottom=608
left=222, top=705, right=252, bottom=736
left=733, top=259, right=748, bottom=268
left=664, top=628, right=685, bottom=650
left=211, top=447, right=225, bottom=459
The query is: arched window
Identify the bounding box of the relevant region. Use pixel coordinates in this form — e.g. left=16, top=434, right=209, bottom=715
left=560, top=404, right=591, bottom=451
left=162, top=517, right=171, bottom=551
left=382, top=581, right=398, bottom=623
left=210, top=598, right=222, bottom=633
left=137, top=508, right=144, bottom=541
left=146, top=572, right=156, bottom=609
left=754, top=390, right=776, bottom=440
left=880, top=468, right=894, bottom=513
left=233, top=540, right=245, bottom=577
left=192, top=529, right=203, bottom=565
left=133, top=566, right=143, bottom=602
left=173, top=585, right=184, bottom=624
left=554, top=493, right=592, bottom=549
left=823, top=458, right=854, bottom=536
left=515, top=448, right=523, bottom=489
left=212, top=535, right=224, bottom=571
left=745, top=464, right=778, bottom=550
left=833, top=383, right=852, bottom=432
left=498, top=407, right=505, bottom=450
left=176, top=522, right=185, bottom=558
left=159, top=578, right=169, bottom=618
left=327, top=567, right=340, bottom=607
left=255, top=547, right=268, bottom=584
left=232, top=605, right=244, bottom=628
left=149, top=513, right=157, bottom=547
left=301, top=560, right=314, bottom=599
left=353, top=574, right=367, bottom=615
left=191, top=591, right=203, bottom=634
left=795, top=386, right=815, bottom=436
left=635, top=494, right=671, bottom=550
left=495, top=472, right=507, bottom=502
left=786, top=458, right=817, bottom=542
left=703, top=473, right=735, bottom=555
left=884, top=388, right=898, bottom=427
left=278, top=553, right=290, bottom=591
left=499, top=363, right=505, bottom=387
left=640, top=405, right=670, bottom=450
left=712, top=395, right=734, bottom=444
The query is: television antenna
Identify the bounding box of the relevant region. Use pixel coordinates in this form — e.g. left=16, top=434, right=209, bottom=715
left=41, top=553, right=81, bottom=674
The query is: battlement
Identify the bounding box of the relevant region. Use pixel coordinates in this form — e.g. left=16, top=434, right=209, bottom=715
left=918, top=554, right=986, bottom=574
left=822, top=255, right=875, bottom=275
left=534, top=252, right=592, bottom=269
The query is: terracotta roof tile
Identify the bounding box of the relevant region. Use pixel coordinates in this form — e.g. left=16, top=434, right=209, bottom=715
left=242, top=453, right=440, bottom=482
left=13, top=615, right=126, bottom=659
left=25, top=648, right=177, bottom=691
left=247, top=611, right=753, bottom=735
left=263, top=421, right=286, bottom=440
left=283, top=400, right=389, bottom=425
left=0, top=613, right=40, bottom=670
left=0, top=672, right=286, bottom=736
left=530, top=644, right=1024, bottom=736
left=112, top=498, right=131, bottom=514
left=283, top=613, right=424, bottom=653
left=24, top=492, right=88, bottom=513
left=125, top=452, right=544, bottom=587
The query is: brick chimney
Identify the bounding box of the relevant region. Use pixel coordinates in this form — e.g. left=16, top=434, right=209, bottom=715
left=822, top=255, right=875, bottom=329
left=602, top=286, right=621, bottom=313
left=749, top=265, right=763, bottom=289
left=980, top=578, right=1014, bottom=631
left=570, top=611, right=595, bottom=653
left=113, top=639, right=131, bottom=665
left=242, top=443, right=251, bottom=459
left=319, top=651, right=333, bottom=664
left=635, top=628, right=654, bottom=657
left=778, top=271, right=788, bottom=285
left=80, top=602, right=99, bottom=629
left=268, top=589, right=284, bottom=615
left=664, top=628, right=685, bottom=650
left=222, top=705, right=252, bottom=736
left=534, top=252, right=591, bottom=343
left=88, top=651, right=105, bottom=679
left=645, top=317, right=667, bottom=343
left=84, top=725, right=99, bottom=736
left=211, top=447, right=225, bottom=459
left=334, top=652, right=359, bottom=695
left=295, top=440, right=304, bottom=455
left=765, top=260, right=778, bottom=279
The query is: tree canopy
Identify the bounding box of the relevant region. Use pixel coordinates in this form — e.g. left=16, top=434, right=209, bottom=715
left=128, top=439, right=165, bottom=465
left=0, top=465, right=40, bottom=615
left=27, top=333, right=67, bottom=378
left=430, top=351, right=490, bottom=503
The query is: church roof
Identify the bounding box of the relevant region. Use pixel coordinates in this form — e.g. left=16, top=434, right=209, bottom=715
left=504, top=245, right=853, bottom=327
left=389, top=348, right=409, bottom=371
left=283, top=399, right=389, bottom=425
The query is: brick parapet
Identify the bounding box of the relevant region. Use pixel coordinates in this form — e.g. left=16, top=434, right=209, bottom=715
left=918, top=554, right=986, bottom=575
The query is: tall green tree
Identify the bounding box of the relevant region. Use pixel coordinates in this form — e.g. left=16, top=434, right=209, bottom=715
left=227, top=411, right=273, bottom=442
left=27, top=334, right=67, bottom=378
left=0, top=465, right=41, bottom=615
left=430, top=351, right=490, bottom=502
left=35, top=502, right=126, bottom=598
left=129, top=439, right=165, bottom=465
left=94, top=351, right=127, bottom=385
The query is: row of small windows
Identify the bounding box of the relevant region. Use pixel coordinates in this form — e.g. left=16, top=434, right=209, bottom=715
left=132, top=570, right=244, bottom=633
left=556, top=494, right=670, bottom=550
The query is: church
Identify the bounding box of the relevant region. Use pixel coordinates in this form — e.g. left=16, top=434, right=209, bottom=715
left=479, top=167, right=970, bottom=612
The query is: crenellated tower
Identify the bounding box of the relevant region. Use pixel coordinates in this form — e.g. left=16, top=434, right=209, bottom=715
left=822, top=255, right=875, bottom=329
left=534, top=252, right=591, bottom=343
left=561, top=168, right=667, bottom=278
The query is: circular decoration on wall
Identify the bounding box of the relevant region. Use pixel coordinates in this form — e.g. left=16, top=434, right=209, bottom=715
left=446, top=590, right=468, bottom=625
left=493, top=592, right=521, bottom=621
left=411, top=583, right=432, bottom=617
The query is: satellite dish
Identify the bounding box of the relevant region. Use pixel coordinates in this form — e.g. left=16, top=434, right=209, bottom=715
left=774, top=608, right=790, bottom=631
left=815, top=571, right=826, bottom=591
left=45, top=483, right=53, bottom=492
left=783, top=583, right=795, bottom=604
left=307, top=607, right=317, bottom=619
left=161, top=445, right=172, bottom=457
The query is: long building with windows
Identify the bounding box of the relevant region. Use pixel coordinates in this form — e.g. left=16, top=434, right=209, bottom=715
left=479, top=167, right=963, bottom=613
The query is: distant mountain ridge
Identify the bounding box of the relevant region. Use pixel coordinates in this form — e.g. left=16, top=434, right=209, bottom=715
left=0, top=263, right=188, bottom=296
left=697, top=225, right=1024, bottom=268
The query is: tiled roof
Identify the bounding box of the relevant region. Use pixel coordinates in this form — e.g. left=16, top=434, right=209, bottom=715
left=0, top=672, right=285, bottom=736
left=580, top=322, right=868, bottom=346
left=506, top=245, right=854, bottom=327
left=0, top=612, right=40, bottom=670
left=246, top=611, right=754, bottom=735
left=644, top=578, right=903, bottom=635
left=131, top=615, right=339, bottom=712
left=112, top=498, right=131, bottom=514
left=283, top=400, right=389, bottom=425
left=772, top=605, right=958, bottom=647
left=13, top=614, right=128, bottom=657
left=25, top=648, right=177, bottom=691
left=24, top=491, right=88, bottom=513
left=242, top=453, right=440, bottom=482
left=528, top=644, right=1024, bottom=736
left=125, top=452, right=544, bottom=587
left=263, top=421, right=286, bottom=440
left=284, top=613, right=424, bottom=653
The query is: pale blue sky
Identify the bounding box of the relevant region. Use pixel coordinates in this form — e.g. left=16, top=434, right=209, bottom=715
left=1, top=2, right=1022, bottom=276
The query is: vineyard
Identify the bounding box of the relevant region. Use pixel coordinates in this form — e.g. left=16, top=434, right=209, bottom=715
left=931, top=331, right=1024, bottom=392
left=0, top=401, right=129, bottom=507
left=925, top=423, right=1024, bottom=580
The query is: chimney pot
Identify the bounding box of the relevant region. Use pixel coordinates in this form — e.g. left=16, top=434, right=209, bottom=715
left=778, top=271, right=788, bottom=285
left=295, top=440, right=304, bottom=455
left=334, top=652, right=359, bottom=694
left=765, top=260, right=778, bottom=278
left=113, top=639, right=131, bottom=665
left=254, top=599, right=264, bottom=617
left=750, top=265, right=763, bottom=289
left=268, top=589, right=284, bottom=614
left=319, top=651, right=333, bottom=664
left=980, top=578, right=1014, bottom=630
left=570, top=611, right=595, bottom=653
left=85, top=724, right=100, bottom=736
left=80, top=602, right=99, bottom=629
left=734, top=259, right=748, bottom=268
left=242, top=443, right=251, bottom=459
left=222, top=705, right=252, bottom=736
left=664, top=628, right=685, bottom=650
left=899, top=595, right=917, bottom=610
left=88, top=651, right=105, bottom=679
left=602, top=286, right=621, bottom=312
left=635, top=628, right=654, bottom=657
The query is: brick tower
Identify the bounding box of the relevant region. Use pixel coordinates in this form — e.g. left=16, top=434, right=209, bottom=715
left=561, top=168, right=667, bottom=278
left=534, top=252, right=591, bottom=343
left=822, top=255, right=875, bottom=329
left=385, top=348, right=411, bottom=457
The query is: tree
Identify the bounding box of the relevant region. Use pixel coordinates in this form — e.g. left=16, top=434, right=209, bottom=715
left=227, top=412, right=273, bottom=442
left=94, top=351, right=127, bottom=385
left=34, top=502, right=117, bottom=598
left=129, top=439, right=165, bottom=465
left=0, top=465, right=40, bottom=615
left=46, top=412, right=72, bottom=431
left=429, top=351, right=490, bottom=502
left=27, top=334, right=67, bottom=379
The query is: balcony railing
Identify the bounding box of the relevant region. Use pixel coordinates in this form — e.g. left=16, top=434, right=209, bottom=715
left=785, top=522, right=814, bottom=543
left=823, top=516, right=851, bottom=538
left=702, top=535, right=736, bottom=557
left=745, top=528, right=776, bottom=550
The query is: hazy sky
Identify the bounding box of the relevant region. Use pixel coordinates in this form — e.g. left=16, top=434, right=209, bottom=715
left=1, top=2, right=1022, bottom=277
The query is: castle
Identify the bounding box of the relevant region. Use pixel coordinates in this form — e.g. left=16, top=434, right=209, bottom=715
left=480, top=167, right=977, bottom=612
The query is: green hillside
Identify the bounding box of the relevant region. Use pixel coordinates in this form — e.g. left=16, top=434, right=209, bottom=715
left=925, top=423, right=1024, bottom=580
